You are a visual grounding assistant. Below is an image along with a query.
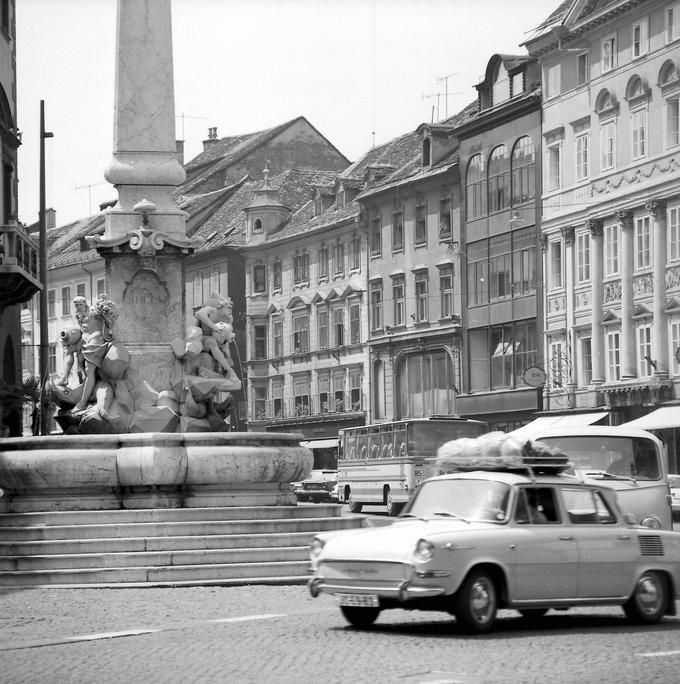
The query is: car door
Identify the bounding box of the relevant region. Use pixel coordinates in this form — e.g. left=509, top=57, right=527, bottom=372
left=509, top=487, right=578, bottom=600
left=561, top=487, right=634, bottom=598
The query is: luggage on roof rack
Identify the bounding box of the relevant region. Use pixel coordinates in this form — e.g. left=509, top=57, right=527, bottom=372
left=434, top=432, right=572, bottom=473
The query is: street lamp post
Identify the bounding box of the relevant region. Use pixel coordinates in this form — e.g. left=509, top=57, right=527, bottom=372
left=38, top=100, right=53, bottom=435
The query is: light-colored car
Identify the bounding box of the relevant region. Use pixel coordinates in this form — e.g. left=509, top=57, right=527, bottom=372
left=294, top=469, right=338, bottom=503
left=308, top=453, right=680, bottom=634
left=669, top=475, right=680, bottom=521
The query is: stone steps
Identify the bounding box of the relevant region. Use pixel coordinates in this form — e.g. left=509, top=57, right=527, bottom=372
left=0, top=505, right=362, bottom=587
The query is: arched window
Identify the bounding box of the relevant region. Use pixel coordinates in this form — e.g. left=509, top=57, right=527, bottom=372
left=625, top=75, right=648, bottom=101
left=466, top=154, right=486, bottom=220
left=511, top=137, right=535, bottom=205
left=487, top=145, right=510, bottom=213
left=253, top=218, right=263, bottom=233
left=395, top=349, right=456, bottom=418
left=659, top=60, right=679, bottom=86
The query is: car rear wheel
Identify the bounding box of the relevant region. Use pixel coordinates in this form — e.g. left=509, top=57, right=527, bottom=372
left=347, top=491, right=363, bottom=513
left=624, top=570, right=668, bottom=624
left=455, top=570, right=498, bottom=634
left=340, top=605, right=380, bottom=628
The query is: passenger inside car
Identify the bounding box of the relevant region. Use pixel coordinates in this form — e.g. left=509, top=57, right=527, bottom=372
left=516, top=488, right=559, bottom=524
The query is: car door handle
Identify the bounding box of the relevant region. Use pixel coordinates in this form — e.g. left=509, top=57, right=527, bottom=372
left=616, top=534, right=632, bottom=540
left=558, top=535, right=574, bottom=541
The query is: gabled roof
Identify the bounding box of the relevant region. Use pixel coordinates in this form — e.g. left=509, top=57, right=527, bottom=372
left=180, top=116, right=349, bottom=196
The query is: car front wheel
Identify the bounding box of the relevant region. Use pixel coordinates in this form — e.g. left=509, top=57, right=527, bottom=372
left=340, top=605, right=380, bottom=628
left=455, top=570, right=498, bottom=634
left=624, top=570, right=668, bottom=624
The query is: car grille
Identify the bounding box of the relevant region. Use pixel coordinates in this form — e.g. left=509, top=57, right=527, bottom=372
left=319, top=560, right=411, bottom=583
left=638, top=535, right=664, bottom=556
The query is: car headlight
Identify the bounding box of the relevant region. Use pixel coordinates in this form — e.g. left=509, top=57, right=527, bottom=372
left=414, top=538, right=434, bottom=561
left=640, top=516, right=662, bottom=529
left=310, top=537, right=325, bottom=557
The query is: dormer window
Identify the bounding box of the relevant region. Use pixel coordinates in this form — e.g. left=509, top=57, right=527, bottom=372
left=337, top=190, right=345, bottom=208
left=422, top=138, right=431, bottom=166
left=314, top=196, right=322, bottom=216
left=510, top=71, right=524, bottom=97
left=253, top=218, right=263, bottom=233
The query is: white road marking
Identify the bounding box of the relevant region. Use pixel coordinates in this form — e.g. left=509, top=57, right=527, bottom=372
left=637, top=650, right=680, bottom=658
left=0, top=613, right=286, bottom=651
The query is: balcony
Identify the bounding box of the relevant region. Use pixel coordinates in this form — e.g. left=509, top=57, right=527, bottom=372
left=0, top=222, right=41, bottom=308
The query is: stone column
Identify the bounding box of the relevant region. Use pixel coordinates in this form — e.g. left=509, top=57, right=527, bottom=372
left=618, top=210, right=636, bottom=378
left=648, top=199, right=668, bottom=376
left=588, top=218, right=605, bottom=384
left=88, top=0, right=200, bottom=396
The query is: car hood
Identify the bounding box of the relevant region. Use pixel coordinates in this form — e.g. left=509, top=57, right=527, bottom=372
left=318, top=518, right=495, bottom=561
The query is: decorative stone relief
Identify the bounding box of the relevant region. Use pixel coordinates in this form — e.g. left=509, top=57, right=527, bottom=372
left=666, top=266, right=680, bottom=290
left=604, top=281, right=622, bottom=303
left=633, top=273, right=654, bottom=297
left=575, top=290, right=592, bottom=309
left=548, top=295, right=566, bottom=313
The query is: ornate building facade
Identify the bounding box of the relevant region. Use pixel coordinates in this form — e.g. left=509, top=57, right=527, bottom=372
left=526, top=0, right=680, bottom=429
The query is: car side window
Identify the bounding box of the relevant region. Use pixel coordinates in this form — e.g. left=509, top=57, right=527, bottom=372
left=515, top=487, right=560, bottom=524
left=562, top=488, right=616, bottom=524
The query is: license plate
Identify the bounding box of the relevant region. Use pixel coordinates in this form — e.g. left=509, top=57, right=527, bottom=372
left=337, top=593, right=379, bottom=608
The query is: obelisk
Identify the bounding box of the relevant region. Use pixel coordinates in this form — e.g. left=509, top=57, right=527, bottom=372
left=89, top=0, right=200, bottom=398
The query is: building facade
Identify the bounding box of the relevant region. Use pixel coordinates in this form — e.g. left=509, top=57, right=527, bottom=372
left=455, top=54, right=544, bottom=431
left=0, top=0, right=41, bottom=436
left=359, top=108, right=476, bottom=424
left=525, top=0, right=680, bottom=432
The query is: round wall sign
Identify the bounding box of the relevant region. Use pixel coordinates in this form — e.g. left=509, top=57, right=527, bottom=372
left=522, top=366, right=547, bottom=387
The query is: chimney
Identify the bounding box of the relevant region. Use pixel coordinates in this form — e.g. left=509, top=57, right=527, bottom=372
left=202, top=126, right=219, bottom=152
left=46, top=208, right=56, bottom=230
left=176, top=140, right=184, bottom=166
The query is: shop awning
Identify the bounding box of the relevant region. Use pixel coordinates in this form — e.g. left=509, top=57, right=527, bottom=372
left=300, top=438, right=339, bottom=449
left=621, top=407, right=680, bottom=430
left=510, top=412, right=610, bottom=439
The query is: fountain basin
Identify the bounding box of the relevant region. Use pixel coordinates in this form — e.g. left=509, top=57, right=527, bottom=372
left=0, top=432, right=312, bottom=512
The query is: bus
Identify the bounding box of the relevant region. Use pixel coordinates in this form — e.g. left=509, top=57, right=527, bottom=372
left=337, top=417, right=487, bottom=515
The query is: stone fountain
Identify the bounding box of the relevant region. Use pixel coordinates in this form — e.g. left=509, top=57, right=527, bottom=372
left=0, top=0, right=311, bottom=514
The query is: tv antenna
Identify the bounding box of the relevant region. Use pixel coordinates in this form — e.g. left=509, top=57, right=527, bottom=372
left=74, top=182, right=107, bottom=216
left=176, top=112, right=208, bottom=140
left=437, top=72, right=459, bottom=118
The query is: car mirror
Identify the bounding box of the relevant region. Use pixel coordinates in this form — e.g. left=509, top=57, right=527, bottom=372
left=622, top=512, right=637, bottom=526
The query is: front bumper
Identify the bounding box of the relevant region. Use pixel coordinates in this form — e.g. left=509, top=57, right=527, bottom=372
left=308, top=576, right=447, bottom=602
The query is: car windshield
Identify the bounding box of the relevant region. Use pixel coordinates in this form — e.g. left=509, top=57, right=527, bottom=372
left=404, top=479, right=511, bottom=522
left=537, top=436, right=661, bottom=481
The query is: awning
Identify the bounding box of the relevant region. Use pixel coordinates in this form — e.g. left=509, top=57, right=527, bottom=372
left=510, top=412, right=610, bottom=439
left=622, top=407, right=680, bottom=430
left=300, top=438, right=339, bottom=449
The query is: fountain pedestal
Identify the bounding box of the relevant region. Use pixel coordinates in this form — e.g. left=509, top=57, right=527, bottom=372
left=0, top=432, right=311, bottom=512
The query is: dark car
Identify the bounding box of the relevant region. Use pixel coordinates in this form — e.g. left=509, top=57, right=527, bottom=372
left=294, top=470, right=338, bottom=503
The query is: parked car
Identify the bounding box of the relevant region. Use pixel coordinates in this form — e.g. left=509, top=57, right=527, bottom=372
left=294, top=470, right=338, bottom=503
left=669, top=474, right=680, bottom=521
left=308, top=444, right=680, bottom=634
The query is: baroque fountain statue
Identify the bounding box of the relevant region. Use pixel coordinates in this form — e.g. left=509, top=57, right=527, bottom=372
left=0, top=0, right=311, bottom=513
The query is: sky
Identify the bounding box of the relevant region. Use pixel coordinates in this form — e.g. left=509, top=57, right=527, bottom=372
left=16, top=0, right=555, bottom=227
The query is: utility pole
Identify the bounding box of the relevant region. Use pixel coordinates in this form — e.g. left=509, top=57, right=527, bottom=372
left=38, top=100, right=53, bottom=436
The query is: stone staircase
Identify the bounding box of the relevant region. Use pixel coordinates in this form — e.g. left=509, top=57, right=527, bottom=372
left=0, top=505, right=363, bottom=588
